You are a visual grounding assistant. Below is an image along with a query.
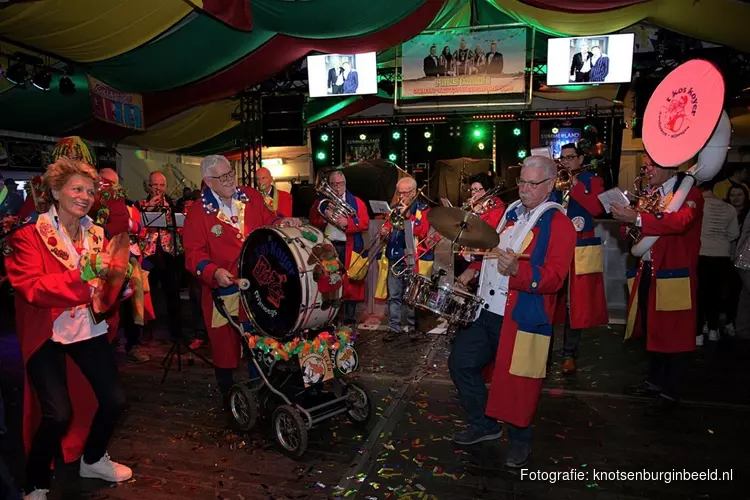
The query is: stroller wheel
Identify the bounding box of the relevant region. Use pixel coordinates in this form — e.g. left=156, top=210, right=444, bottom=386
left=230, top=383, right=258, bottom=431
left=272, top=405, right=308, bottom=458
left=346, top=381, right=374, bottom=428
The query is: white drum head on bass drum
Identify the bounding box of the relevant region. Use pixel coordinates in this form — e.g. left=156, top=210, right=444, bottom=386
left=642, top=59, right=725, bottom=168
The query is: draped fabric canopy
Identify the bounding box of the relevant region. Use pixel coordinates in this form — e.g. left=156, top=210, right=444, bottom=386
left=0, top=0, right=748, bottom=153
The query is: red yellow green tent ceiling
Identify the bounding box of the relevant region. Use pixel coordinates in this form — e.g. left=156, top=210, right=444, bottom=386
left=0, top=0, right=749, bottom=155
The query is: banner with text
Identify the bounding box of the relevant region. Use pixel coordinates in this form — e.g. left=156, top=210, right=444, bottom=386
left=400, top=27, right=527, bottom=98
left=87, top=76, right=145, bottom=131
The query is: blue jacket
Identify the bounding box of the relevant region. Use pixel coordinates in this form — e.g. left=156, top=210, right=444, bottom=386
left=384, top=199, right=433, bottom=262
left=343, top=71, right=359, bottom=94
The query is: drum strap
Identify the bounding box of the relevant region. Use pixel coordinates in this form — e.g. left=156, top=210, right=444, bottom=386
left=403, top=219, right=416, bottom=270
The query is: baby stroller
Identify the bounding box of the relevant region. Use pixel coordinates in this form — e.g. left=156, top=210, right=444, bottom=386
left=214, top=225, right=374, bottom=458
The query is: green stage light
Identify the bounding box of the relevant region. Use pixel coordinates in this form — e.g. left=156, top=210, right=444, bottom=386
left=473, top=128, right=482, bottom=139
left=424, top=131, right=432, bottom=139
left=359, top=134, right=367, bottom=140
left=320, top=133, right=329, bottom=142
left=551, top=127, right=559, bottom=134
left=517, top=150, right=527, bottom=159
left=427, top=145, right=433, bottom=152
left=392, top=131, right=401, bottom=140
left=388, top=153, right=398, bottom=161
left=478, top=142, right=485, bottom=150
left=513, top=127, right=522, bottom=136
left=316, top=151, right=327, bottom=161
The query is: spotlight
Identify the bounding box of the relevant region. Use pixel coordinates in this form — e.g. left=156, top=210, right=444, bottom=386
left=320, top=133, right=329, bottom=142
left=359, top=134, right=367, bottom=140
left=517, top=150, right=527, bottom=159
left=392, top=131, right=401, bottom=140
left=59, top=76, right=76, bottom=96
left=512, top=127, right=521, bottom=136
left=424, top=131, right=431, bottom=139
left=388, top=153, right=397, bottom=162
left=478, top=143, right=485, bottom=150
left=32, top=70, right=52, bottom=91
left=427, top=145, right=433, bottom=152
left=552, top=127, right=559, bottom=134
left=316, top=151, right=327, bottom=161
left=4, top=63, right=27, bottom=86
left=473, top=129, right=482, bottom=138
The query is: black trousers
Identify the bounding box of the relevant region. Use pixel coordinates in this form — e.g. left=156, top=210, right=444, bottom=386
left=119, top=298, right=141, bottom=352
left=332, top=241, right=357, bottom=326
left=697, top=256, right=731, bottom=332
left=25, top=335, right=126, bottom=491
left=145, top=248, right=183, bottom=339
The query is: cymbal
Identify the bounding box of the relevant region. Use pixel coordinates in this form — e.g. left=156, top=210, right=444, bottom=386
left=427, top=207, right=499, bottom=249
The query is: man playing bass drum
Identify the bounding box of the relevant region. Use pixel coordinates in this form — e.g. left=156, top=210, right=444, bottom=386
left=554, top=143, right=608, bottom=374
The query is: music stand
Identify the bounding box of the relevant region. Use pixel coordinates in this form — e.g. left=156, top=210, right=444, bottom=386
left=140, top=209, right=215, bottom=382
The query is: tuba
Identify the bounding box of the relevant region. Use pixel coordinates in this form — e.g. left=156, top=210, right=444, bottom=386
left=633, top=59, right=730, bottom=257
left=315, top=179, right=357, bottom=231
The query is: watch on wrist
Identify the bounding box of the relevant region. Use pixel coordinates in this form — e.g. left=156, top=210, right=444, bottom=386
left=636, top=214, right=642, bottom=227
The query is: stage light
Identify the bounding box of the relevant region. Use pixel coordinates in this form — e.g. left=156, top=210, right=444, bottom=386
left=359, top=134, right=367, bottom=140
left=31, top=70, right=51, bottom=91
left=392, top=131, right=401, bottom=140
left=4, top=63, right=27, bottom=85
left=473, top=128, right=482, bottom=139
left=59, top=76, right=76, bottom=96
left=517, top=150, right=527, bottom=159
left=513, top=127, right=521, bottom=136
left=552, top=127, right=559, bottom=134
left=388, top=153, right=398, bottom=161
left=316, top=151, right=327, bottom=161
left=478, top=143, right=485, bottom=150
left=427, top=145, right=433, bottom=152
left=320, top=133, right=329, bottom=142
left=424, top=131, right=431, bottom=139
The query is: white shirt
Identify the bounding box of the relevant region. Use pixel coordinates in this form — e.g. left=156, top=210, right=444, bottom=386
left=700, top=196, right=739, bottom=257
left=641, top=176, right=677, bottom=262
left=48, top=206, right=109, bottom=344
left=211, top=188, right=241, bottom=230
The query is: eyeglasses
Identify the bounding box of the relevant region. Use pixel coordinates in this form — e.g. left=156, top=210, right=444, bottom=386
left=330, top=181, right=346, bottom=188
left=470, top=187, right=484, bottom=192
left=398, top=189, right=415, bottom=195
left=560, top=155, right=579, bottom=161
left=517, top=177, right=552, bottom=187
left=208, top=169, right=236, bottom=183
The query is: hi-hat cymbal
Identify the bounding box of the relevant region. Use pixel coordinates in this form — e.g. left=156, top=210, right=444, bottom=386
left=427, top=207, right=499, bottom=249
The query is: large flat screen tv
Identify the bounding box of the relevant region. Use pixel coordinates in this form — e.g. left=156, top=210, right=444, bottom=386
left=307, top=52, right=378, bottom=98
left=546, top=33, right=635, bottom=86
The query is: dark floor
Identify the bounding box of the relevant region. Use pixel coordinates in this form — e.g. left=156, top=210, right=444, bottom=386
left=2, top=291, right=749, bottom=499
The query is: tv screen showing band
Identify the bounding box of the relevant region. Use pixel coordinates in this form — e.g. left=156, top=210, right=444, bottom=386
left=546, top=33, right=635, bottom=86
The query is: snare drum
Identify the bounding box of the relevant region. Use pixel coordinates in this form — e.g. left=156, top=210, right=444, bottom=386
left=403, top=274, right=483, bottom=326
left=239, top=225, right=341, bottom=339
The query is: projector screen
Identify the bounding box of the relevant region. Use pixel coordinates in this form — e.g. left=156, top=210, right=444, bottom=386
left=546, top=34, right=635, bottom=86
left=307, top=52, right=378, bottom=98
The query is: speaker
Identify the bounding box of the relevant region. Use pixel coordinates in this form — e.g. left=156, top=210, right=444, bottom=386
left=262, top=94, right=306, bottom=147
left=291, top=183, right=318, bottom=218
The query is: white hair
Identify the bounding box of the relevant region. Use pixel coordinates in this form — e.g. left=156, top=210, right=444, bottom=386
left=201, top=155, right=231, bottom=177
left=397, top=177, right=417, bottom=190
left=329, top=170, right=345, bottom=182
left=522, top=156, right=557, bottom=179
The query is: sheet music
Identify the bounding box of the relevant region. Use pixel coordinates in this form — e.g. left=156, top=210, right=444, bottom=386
left=142, top=212, right=167, bottom=228
left=597, top=187, right=631, bottom=214
left=531, top=146, right=553, bottom=159
left=369, top=200, right=391, bottom=214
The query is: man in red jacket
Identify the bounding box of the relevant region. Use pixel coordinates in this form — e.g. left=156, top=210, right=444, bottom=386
left=183, top=155, right=301, bottom=409
left=611, top=159, right=703, bottom=413
left=256, top=167, right=293, bottom=218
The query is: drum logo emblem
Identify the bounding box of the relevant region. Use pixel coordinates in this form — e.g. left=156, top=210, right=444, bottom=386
left=252, top=255, right=287, bottom=308
left=658, top=88, right=697, bottom=138
left=335, top=345, right=358, bottom=374
left=300, top=351, right=334, bottom=387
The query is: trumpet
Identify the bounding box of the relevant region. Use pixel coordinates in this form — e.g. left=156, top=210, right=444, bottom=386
left=461, top=184, right=505, bottom=216
left=554, top=164, right=597, bottom=192
left=315, top=179, right=357, bottom=231
left=387, top=185, right=427, bottom=231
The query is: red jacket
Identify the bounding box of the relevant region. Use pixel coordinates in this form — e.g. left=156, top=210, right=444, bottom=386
left=183, top=187, right=279, bottom=368
left=277, top=189, right=293, bottom=219
left=485, top=210, right=575, bottom=427
left=624, top=183, right=703, bottom=353
left=5, top=215, right=118, bottom=463
left=309, top=195, right=370, bottom=302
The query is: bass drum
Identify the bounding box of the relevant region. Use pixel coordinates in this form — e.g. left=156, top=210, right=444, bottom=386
left=239, top=225, right=341, bottom=339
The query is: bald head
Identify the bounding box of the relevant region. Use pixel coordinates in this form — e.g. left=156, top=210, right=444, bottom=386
left=99, top=168, right=119, bottom=184
left=256, top=167, right=273, bottom=194
left=148, top=171, right=167, bottom=196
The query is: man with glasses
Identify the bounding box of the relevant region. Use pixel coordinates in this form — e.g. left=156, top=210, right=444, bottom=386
left=184, top=155, right=301, bottom=410
left=309, top=170, right=370, bottom=327
left=450, top=156, right=575, bottom=466
left=554, top=143, right=608, bottom=375
left=378, top=177, right=434, bottom=342
left=138, top=171, right=184, bottom=343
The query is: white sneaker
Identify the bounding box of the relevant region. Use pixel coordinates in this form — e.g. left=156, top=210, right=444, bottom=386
left=725, top=323, right=736, bottom=337
left=708, top=330, right=719, bottom=342
left=80, top=452, right=132, bottom=482
left=696, top=334, right=704, bottom=347
left=24, top=490, right=49, bottom=500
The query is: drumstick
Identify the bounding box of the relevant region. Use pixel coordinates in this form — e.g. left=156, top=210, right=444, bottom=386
left=233, top=278, right=251, bottom=290
left=459, top=251, right=530, bottom=259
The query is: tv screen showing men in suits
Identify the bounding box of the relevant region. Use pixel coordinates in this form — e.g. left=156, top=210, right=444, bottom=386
left=307, top=52, right=378, bottom=98
left=400, top=27, right=527, bottom=97
left=546, top=33, right=635, bottom=86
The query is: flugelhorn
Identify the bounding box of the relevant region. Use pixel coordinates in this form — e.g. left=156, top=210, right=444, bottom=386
left=555, top=164, right=596, bottom=192
left=315, top=179, right=357, bottom=231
